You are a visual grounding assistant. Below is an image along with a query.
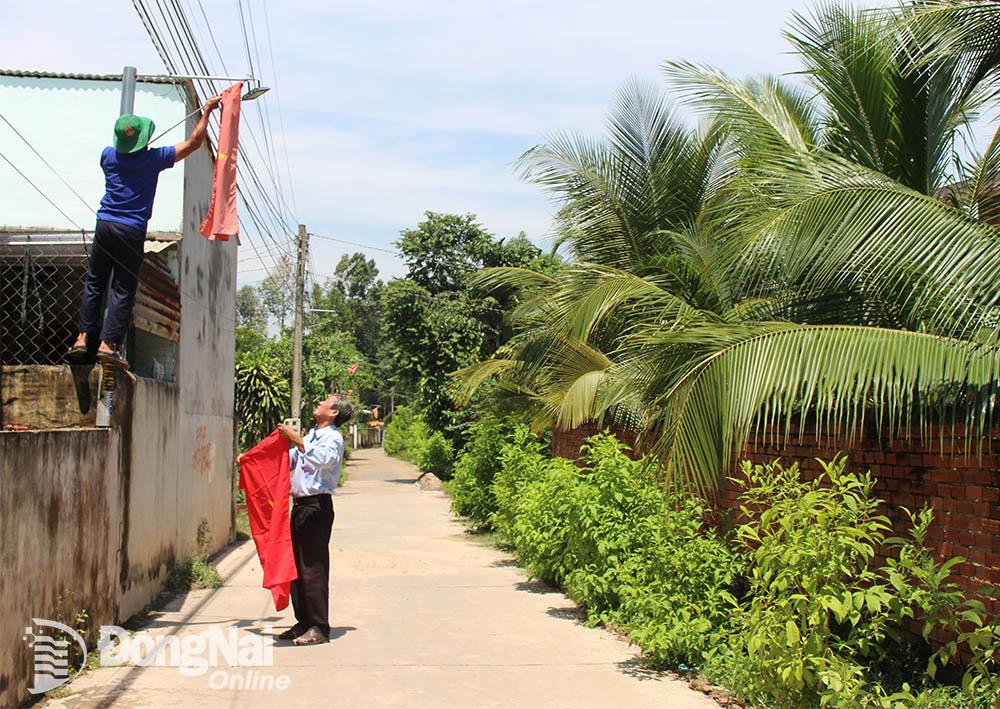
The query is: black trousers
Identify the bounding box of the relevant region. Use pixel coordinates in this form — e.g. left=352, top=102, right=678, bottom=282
left=290, top=494, right=334, bottom=634
left=79, top=219, right=146, bottom=346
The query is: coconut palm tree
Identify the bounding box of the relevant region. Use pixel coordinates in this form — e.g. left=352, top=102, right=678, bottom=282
left=454, top=1, right=1000, bottom=493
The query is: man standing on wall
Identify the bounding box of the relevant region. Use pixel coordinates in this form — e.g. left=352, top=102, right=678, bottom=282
left=276, top=395, right=352, bottom=645
left=66, top=95, right=221, bottom=368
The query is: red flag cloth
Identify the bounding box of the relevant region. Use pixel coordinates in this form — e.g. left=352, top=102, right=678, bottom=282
left=239, top=429, right=297, bottom=610
left=199, top=82, right=242, bottom=241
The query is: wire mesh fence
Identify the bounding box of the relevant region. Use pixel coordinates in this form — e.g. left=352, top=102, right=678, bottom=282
left=0, top=233, right=89, bottom=365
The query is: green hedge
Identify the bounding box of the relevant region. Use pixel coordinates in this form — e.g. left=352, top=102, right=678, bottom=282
left=446, top=415, right=513, bottom=527
left=455, top=425, right=739, bottom=665
left=383, top=406, right=455, bottom=479
left=446, top=422, right=1000, bottom=708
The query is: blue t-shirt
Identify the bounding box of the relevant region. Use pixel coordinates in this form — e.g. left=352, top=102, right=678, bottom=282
left=96, top=145, right=177, bottom=232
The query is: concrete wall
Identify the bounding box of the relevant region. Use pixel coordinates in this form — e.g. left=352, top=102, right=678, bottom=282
left=0, top=428, right=123, bottom=709
left=118, top=108, right=237, bottom=617
left=176, top=109, right=237, bottom=563
left=0, top=81, right=238, bottom=706
left=1, top=365, right=101, bottom=428
left=117, top=378, right=181, bottom=618
left=1, top=378, right=236, bottom=706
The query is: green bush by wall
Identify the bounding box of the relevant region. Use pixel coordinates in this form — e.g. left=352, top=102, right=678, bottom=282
left=446, top=422, right=1000, bottom=708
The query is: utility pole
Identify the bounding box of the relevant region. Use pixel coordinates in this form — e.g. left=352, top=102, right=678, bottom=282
left=290, top=224, right=308, bottom=427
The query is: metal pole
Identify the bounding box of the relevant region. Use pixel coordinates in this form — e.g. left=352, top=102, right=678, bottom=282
left=97, top=65, right=138, bottom=427
left=290, top=224, right=308, bottom=421
left=120, top=66, right=137, bottom=115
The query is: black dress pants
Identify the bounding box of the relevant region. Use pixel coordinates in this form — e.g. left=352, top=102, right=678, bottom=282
left=79, top=219, right=145, bottom=346
left=290, top=494, right=334, bottom=635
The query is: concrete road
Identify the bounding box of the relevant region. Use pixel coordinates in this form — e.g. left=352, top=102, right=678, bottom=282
left=48, top=448, right=715, bottom=708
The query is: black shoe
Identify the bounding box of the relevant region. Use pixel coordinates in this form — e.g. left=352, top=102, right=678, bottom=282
left=292, top=627, right=329, bottom=645
left=278, top=624, right=307, bottom=640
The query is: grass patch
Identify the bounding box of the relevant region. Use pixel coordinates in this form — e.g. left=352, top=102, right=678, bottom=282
left=165, top=555, right=222, bottom=593
left=236, top=506, right=251, bottom=541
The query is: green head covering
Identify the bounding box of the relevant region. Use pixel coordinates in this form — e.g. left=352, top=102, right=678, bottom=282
left=113, top=114, right=155, bottom=154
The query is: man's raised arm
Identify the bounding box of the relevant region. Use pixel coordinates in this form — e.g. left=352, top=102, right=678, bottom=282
left=174, top=95, right=221, bottom=162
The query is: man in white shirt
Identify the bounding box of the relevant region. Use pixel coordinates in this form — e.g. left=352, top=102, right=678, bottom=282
left=275, top=394, right=352, bottom=645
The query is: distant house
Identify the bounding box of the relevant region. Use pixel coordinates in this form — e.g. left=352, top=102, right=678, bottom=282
left=0, top=69, right=237, bottom=708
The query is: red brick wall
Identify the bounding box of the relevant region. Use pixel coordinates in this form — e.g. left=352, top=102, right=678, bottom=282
left=552, top=424, right=1000, bottom=618
left=551, top=422, right=640, bottom=459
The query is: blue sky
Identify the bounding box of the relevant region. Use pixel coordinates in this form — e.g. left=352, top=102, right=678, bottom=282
left=7, top=1, right=996, bottom=283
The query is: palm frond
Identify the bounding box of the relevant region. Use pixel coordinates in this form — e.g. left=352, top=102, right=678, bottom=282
left=786, top=3, right=898, bottom=172
left=664, top=60, right=821, bottom=156
left=644, top=324, right=1000, bottom=494
left=901, top=0, right=1000, bottom=101
left=732, top=152, right=1000, bottom=337
left=518, top=78, right=732, bottom=269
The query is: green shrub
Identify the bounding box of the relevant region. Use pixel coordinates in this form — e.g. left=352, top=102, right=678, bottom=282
left=446, top=415, right=511, bottom=526
left=490, top=430, right=740, bottom=665
left=561, top=434, right=740, bottom=664
left=490, top=426, right=553, bottom=539
left=383, top=406, right=432, bottom=464
left=450, top=424, right=1000, bottom=705
left=235, top=354, right=289, bottom=450
left=417, top=430, right=454, bottom=479
left=166, top=556, right=222, bottom=593
left=722, top=456, right=998, bottom=708
left=508, top=456, right=582, bottom=584
left=384, top=406, right=416, bottom=458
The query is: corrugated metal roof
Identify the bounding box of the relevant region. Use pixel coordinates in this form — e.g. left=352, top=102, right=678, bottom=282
left=0, top=227, right=183, bottom=248
left=0, top=69, right=184, bottom=85
left=135, top=251, right=181, bottom=342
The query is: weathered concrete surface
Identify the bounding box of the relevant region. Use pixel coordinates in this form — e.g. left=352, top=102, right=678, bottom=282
left=49, top=448, right=715, bottom=708
left=1, top=365, right=101, bottom=428
left=0, top=428, right=122, bottom=709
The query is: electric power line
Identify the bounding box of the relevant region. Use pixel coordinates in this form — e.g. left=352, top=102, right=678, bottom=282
left=308, top=232, right=402, bottom=256
left=0, top=142, right=238, bottom=331
left=261, top=0, right=298, bottom=217
left=0, top=110, right=97, bottom=216
left=135, top=0, right=295, bottom=277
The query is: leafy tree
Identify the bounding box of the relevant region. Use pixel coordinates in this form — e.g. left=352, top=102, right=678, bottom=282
left=310, top=253, right=383, bottom=359
left=396, top=212, right=495, bottom=294
left=258, top=252, right=297, bottom=330
left=302, top=332, right=373, bottom=418
left=380, top=279, right=485, bottom=436
left=454, top=4, right=1000, bottom=493
left=236, top=285, right=265, bottom=329
left=333, top=252, right=380, bottom=300
left=383, top=214, right=552, bottom=438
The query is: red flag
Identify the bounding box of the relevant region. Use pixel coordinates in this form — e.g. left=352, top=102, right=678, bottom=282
left=347, top=362, right=360, bottom=376
left=199, top=82, right=242, bottom=241
left=238, top=429, right=297, bottom=610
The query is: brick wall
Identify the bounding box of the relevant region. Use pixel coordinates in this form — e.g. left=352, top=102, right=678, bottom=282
left=551, top=422, right=640, bottom=459
left=552, top=424, right=1000, bottom=619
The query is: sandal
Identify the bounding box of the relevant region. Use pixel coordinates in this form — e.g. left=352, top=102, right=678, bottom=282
left=97, top=349, right=130, bottom=370
left=65, top=344, right=89, bottom=364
